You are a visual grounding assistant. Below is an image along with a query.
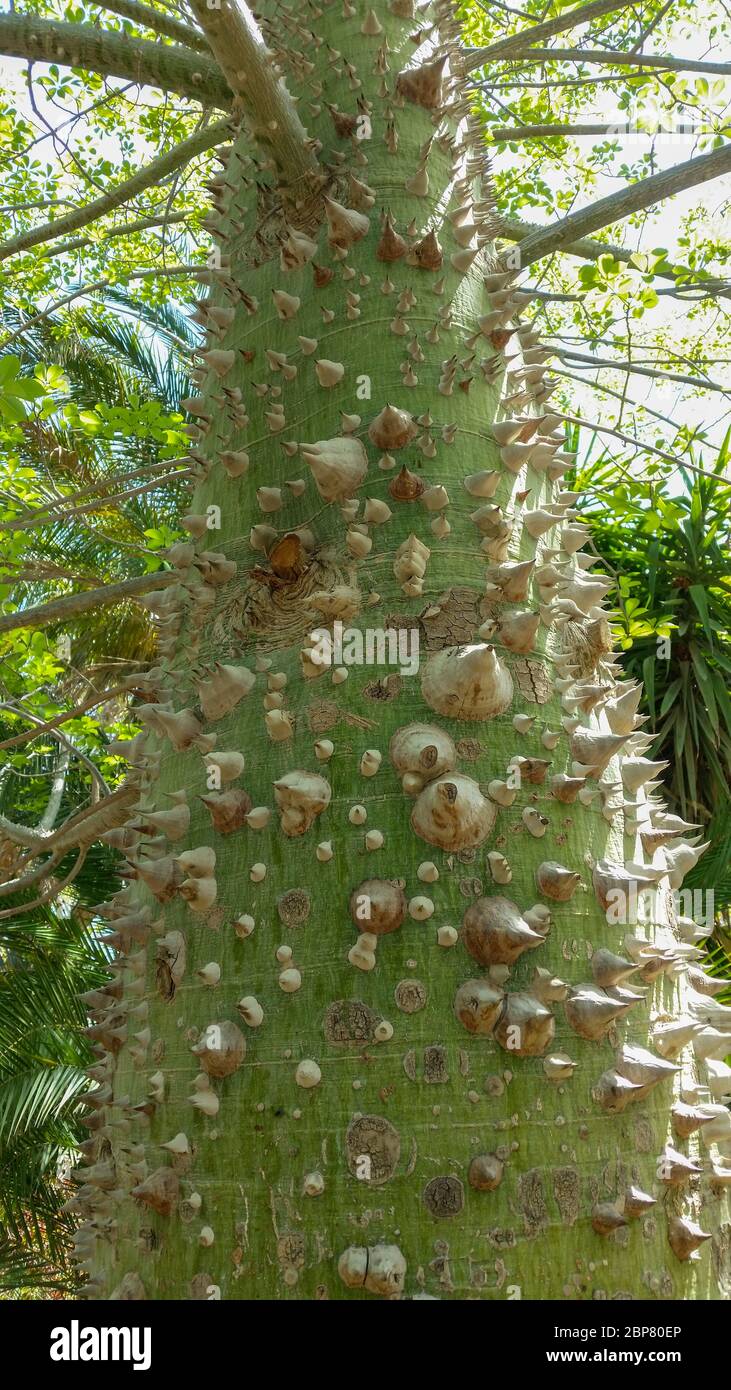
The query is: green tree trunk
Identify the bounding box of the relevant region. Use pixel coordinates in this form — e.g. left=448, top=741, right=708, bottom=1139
left=81, top=0, right=731, bottom=1301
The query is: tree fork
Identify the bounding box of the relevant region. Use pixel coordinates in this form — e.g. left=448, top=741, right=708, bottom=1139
left=76, top=0, right=730, bottom=1303
left=188, top=0, right=321, bottom=190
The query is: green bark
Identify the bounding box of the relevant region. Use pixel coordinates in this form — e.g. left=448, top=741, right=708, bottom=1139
left=82, top=0, right=731, bottom=1303
left=0, top=15, right=230, bottom=107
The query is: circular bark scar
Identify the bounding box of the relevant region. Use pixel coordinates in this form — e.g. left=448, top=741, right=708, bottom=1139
left=277, top=1233, right=305, bottom=1268
left=323, top=999, right=378, bottom=1043
left=395, top=979, right=427, bottom=1013
left=307, top=700, right=340, bottom=732
left=277, top=888, right=311, bottom=927
left=423, top=1175, right=465, bottom=1218
left=456, top=738, right=482, bottom=762
left=346, top=1114, right=401, bottom=1185
left=189, top=1272, right=214, bottom=1300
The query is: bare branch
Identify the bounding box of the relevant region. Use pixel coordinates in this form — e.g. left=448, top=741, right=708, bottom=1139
left=10, top=470, right=193, bottom=533
left=487, top=121, right=691, bottom=140
left=555, top=347, right=727, bottom=391
left=0, top=815, right=45, bottom=852
left=0, top=700, right=110, bottom=798
left=0, top=845, right=89, bottom=917
left=508, top=141, right=731, bottom=265
left=0, top=14, right=230, bottom=106
left=0, top=571, right=179, bottom=636
left=43, top=786, right=139, bottom=859
left=0, top=197, right=74, bottom=213
left=495, top=46, right=731, bottom=77
left=43, top=211, right=188, bottom=259
left=0, top=119, right=229, bottom=262
left=0, top=853, right=62, bottom=899
left=498, top=214, right=731, bottom=299
left=0, top=784, right=137, bottom=858
left=0, top=459, right=191, bottom=528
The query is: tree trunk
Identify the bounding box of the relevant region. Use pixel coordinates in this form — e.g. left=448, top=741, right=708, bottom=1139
left=82, top=0, right=731, bottom=1302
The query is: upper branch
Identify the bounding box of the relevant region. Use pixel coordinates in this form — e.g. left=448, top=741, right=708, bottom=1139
left=0, top=14, right=231, bottom=106
left=91, top=0, right=210, bottom=52
left=495, top=46, right=731, bottom=76
left=0, top=119, right=229, bottom=262
left=464, top=0, right=643, bottom=70
left=187, top=0, right=320, bottom=189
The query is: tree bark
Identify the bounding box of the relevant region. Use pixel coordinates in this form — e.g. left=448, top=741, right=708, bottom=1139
left=76, top=0, right=730, bottom=1303
left=0, top=15, right=231, bottom=107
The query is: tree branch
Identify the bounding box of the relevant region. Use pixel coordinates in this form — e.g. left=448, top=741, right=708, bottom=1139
left=0, top=685, right=129, bottom=752
left=509, top=141, right=731, bottom=265
left=38, top=748, right=71, bottom=834
left=555, top=347, right=726, bottom=391
left=0, top=853, right=61, bottom=898
left=1, top=701, right=109, bottom=798
left=0, top=15, right=230, bottom=107
left=91, top=0, right=209, bottom=52
left=464, top=0, right=643, bottom=69
left=42, top=786, right=138, bottom=859
left=8, top=470, right=193, bottom=532
left=496, top=46, right=731, bottom=77
left=0, top=119, right=229, bottom=262
left=0, top=845, right=90, bottom=915
left=187, top=0, right=319, bottom=189
left=43, top=210, right=188, bottom=259
left=487, top=121, right=691, bottom=140
left=498, top=215, right=731, bottom=299
left=0, top=458, right=190, bottom=526
left=0, top=572, right=178, bottom=636
left=0, top=786, right=136, bottom=898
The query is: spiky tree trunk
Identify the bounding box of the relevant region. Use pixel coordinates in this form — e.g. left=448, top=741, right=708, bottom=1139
left=79, top=0, right=731, bottom=1302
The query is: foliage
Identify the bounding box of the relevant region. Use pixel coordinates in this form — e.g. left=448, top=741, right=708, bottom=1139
left=574, top=433, right=731, bottom=824
left=0, top=888, right=114, bottom=1293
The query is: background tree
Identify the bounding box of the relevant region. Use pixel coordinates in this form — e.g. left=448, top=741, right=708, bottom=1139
left=0, top=0, right=730, bottom=1301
